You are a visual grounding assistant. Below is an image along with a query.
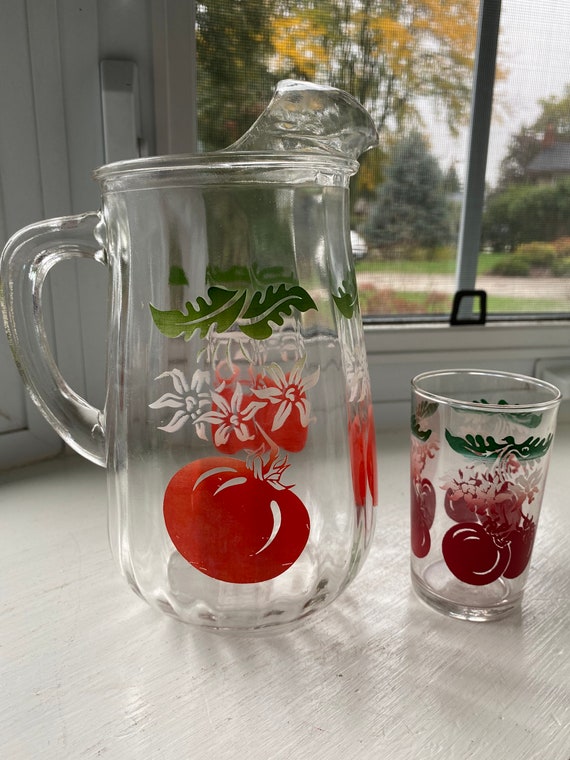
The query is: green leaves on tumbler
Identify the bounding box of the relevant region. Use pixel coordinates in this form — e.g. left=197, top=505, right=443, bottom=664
left=444, top=431, right=553, bottom=461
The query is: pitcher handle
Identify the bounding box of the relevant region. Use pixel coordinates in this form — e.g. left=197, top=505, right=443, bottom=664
left=0, top=212, right=107, bottom=466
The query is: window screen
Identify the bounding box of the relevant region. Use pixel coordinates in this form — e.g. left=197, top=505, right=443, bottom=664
left=482, top=0, right=570, bottom=317
left=196, top=0, right=570, bottom=321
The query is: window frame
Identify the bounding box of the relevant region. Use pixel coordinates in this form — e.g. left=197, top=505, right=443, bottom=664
left=0, top=0, right=157, bottom=468
left=454, top=0, right=501, bottom=312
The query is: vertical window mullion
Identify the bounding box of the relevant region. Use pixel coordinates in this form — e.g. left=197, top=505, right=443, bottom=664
left=152, top=0, right=198, bottom=155
left=455, top=0, right=502, bottom=316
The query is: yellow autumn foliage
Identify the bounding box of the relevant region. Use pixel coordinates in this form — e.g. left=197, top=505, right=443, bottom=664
left=270, top=0, right=479, bottom=135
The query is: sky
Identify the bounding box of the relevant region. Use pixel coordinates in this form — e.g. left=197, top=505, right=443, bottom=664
left=429, top=0, right=570, bottom=187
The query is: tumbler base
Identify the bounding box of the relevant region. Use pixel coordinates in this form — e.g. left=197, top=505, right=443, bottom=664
left=411, top=564, right=522, bottom=622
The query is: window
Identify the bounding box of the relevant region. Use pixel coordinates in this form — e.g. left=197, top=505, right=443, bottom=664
left=195, top=0, right=479, bottom=320
left=193, top=0, right=570, bottom=321
left=481, top=0, right=570, bottom=318
left=190, top=0, right=570, bottom=424
left=194, top=0, right=570, bottom=323
left=2, top=0, right=570, bottom=470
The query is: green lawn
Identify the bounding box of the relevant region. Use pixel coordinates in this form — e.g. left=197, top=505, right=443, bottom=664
left=358, top=289, right=568, bottom=316
left=355, top=252, right=510, bottom=276
left=355, top=252, right=569, bottom=315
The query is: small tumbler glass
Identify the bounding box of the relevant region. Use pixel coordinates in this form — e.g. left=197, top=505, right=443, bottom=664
left=410, top=369, right=561, bottom=622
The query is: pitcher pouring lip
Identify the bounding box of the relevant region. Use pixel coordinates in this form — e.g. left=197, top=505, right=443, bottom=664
left=92, top=79, right=379, bottom=182
left=222, top=79, right=380, bottom=159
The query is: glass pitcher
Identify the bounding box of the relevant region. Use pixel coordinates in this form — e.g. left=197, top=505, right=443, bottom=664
left=1, top=81, right=379, bottom=632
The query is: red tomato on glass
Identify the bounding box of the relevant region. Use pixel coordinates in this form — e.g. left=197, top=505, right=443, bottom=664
left=163, top=457, right=310, bottom=584
left=442, top=522, right=510, bottom=586
left=349, top=414, right=367, bottom=507
left=252, top=374, right=310, bottom=453
left=502, top=519, right=536, bottom=579
left=366, top=405, right=378, bottom=506
left=411, top=477, right=435, bottom=558
left=349, top=408, right=378, bottom=507
left=444, top=487, right=476, bottom=523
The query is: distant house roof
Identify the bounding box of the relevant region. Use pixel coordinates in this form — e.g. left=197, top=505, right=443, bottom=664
left=527, top=142, right=570, bottom=175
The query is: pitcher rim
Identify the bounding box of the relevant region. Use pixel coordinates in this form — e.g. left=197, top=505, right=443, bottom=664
left=93, top=150, right=360, bottom=182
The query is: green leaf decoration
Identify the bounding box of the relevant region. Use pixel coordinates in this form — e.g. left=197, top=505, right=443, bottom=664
left=509, top=434, right=553, bottom=459
left=332, top=276, right=358, bottom=319
left=445, top=430, right=553, bottom=461
left=239, top=284, right=317, bottom=340
left=472, top=399, right=543, bottom=429
left=411, top=413, right=432, bottom=442
left=150, top=283, right=317, bottom=341
left=168, top=265, right=189, bottom=286
left=416, top=400, right=438, bottom=420
left=206, top=264, right=251, bottom=286
left=150, top=287, right=247, bottom=340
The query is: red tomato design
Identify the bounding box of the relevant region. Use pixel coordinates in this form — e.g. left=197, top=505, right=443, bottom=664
left=442, top=522, right=511, bottom=586
left=412, top=520, right=431, bottom=559
left=349, top=414, right=367, bottom=507
left=349, top=406, right=378, bottom=508
left=163, top=457, right=310, bottom=584
left=444, top=488, right=476, bottom=523
left=411, top=477, right=435, bottom=558
left=502, top=519, right=536, bottom=579
left=252, top=374, right=309, bottom=453
left=366, top=405, right=378, bottom=506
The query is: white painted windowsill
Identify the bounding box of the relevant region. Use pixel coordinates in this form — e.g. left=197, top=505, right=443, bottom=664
left=2, top=426, right=569, bottom=759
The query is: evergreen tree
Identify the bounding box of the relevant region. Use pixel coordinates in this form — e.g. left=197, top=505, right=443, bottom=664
left=364, top=131, right=451, bottom=253
left=443, top=163, right=462, bottom=195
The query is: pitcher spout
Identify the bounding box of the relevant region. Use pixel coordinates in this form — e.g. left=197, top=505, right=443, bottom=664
left=223, top=79, right=379, bottom=161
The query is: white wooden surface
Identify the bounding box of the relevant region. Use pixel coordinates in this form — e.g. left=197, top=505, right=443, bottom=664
left=1, top=426, right=569, bottom=760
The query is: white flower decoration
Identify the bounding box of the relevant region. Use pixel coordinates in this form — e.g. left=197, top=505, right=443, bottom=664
left=344, top=346, right=369, bottom=404
left=252, top=358, right=320, bottom=431
left=196, top=382, right=267, bottom=448
left=149, top=368, right=211, bottom=435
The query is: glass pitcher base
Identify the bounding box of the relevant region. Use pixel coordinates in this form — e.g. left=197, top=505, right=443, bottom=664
left=150, top=590, right=332, bottom=634
left=133, top=548, right=338, bottom=633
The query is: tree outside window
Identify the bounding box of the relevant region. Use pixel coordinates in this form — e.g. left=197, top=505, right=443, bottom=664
left=196, top=0, right=570, bottom=319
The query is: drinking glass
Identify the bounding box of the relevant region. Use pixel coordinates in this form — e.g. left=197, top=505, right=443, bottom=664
left=410, top=369, right=561, bottom=621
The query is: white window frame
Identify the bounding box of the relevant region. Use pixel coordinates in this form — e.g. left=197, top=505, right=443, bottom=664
left=0, top=0, right=157, bottom=468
